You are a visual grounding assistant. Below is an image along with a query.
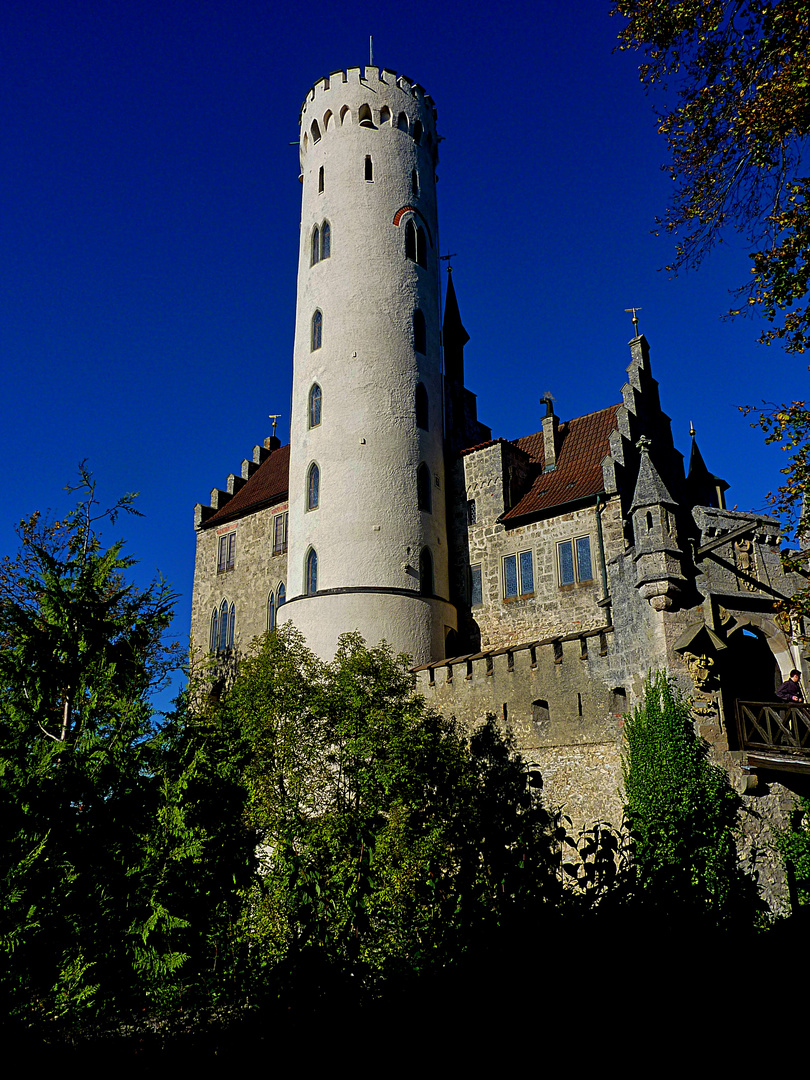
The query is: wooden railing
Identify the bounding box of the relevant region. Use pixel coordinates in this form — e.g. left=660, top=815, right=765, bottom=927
left=735, top=701, right=810, bottom=770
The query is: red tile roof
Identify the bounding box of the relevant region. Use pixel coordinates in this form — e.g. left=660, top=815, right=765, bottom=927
left=501, top=404, right=620, bottom=520
left=205, top=443, right=290, bottom=526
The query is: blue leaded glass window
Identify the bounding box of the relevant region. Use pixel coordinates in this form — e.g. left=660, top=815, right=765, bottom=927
left=519, top=551, right=534, bottom=594
left=558, top=541, right=575, bottom=586
left=268, top=592, right=275, bottom=631
left=278, top=582, right=286, bottom=607
left=307, top=463, right=320, bottom=510
left=503, top=554, right=518, bottom=598
left=321, top=220, right=331, bottom=259
left=309, top=384, right=321, bottom=428
left=306, top=549, right=318, bottom=594
left=311, top=226, right=320, bottom=266
left=311, top=310, right=322, bottom=351
left=218, top=600, right=229, bottom=652
left=576, top=536, right=593, bottom=582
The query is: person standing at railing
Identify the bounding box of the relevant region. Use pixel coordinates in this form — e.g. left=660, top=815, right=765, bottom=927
left=777, top=670, right=804, bottom=703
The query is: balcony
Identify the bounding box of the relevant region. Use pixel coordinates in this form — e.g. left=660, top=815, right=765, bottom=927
left=735, top=701, right=810, bottom=774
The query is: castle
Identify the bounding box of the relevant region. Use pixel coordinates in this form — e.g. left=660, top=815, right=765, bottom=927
left=190, top=66, right=808, bottom=903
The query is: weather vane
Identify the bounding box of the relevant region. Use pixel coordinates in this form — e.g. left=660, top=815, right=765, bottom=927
left=625, top=307, right=642, bottom=336
left=440, top=252, right=458, bottom=273
left=268, top=414, right=281, bottom=437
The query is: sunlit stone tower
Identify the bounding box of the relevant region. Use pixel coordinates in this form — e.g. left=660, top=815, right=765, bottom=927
left=282, top=66, right=457, bottom=663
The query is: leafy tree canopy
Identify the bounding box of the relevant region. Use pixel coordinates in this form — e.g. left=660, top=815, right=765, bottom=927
left=613, top=0, right=810, bottom=351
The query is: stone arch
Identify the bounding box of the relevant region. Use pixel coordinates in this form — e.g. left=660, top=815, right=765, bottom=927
left=323, top=109, right=333, bottom=131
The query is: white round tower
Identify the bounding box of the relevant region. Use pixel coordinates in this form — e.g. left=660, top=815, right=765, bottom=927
left=282, top=65, right=456, bottom=664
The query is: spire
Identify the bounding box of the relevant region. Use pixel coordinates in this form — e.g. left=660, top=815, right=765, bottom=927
left=686, top=424, right=728, bottom=509
left=631, top=435, right=677, bottom=511
left=442, top=267, right=470, bottom=365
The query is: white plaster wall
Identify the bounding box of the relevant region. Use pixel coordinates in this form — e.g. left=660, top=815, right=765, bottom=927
left=279, top=589, right=456, bottom=665
left=286, top=67, right=453, bottom=660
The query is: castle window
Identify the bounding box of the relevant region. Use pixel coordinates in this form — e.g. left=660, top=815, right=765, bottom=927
left=503, top=551, right=534, bottom=599
left=558, top=536, right=593, bottom=586
left=340, top=105, right=350, bottom=125
left=321, top=220, right=331, bottom=259
left=217, top=532, right=236, bottom=573
left=309, top=383, right=322, bottom=428
left=413, top=309, right=426, bottom=355
left=311, top=226, right=320, bottom=266
left=273, top=511, right=288, bottom=555
left=323, top=110, right=332, bottom=131
left=470, top=564, right=482, bottom=606
left=417, top=463, right=432, bottom=512
left=311, top=119, right=321, bottom=143
left=411, top=169, right=419, bottom=196
left=307, top=463, right=320, bottom=510
left=467, top=499, right=477, bottom=525
left=397, top=112, right=409, bottom=132
left=532, top=699, right=550, bottom=725
left=268, top=591, right=275, bottom=632
left=311, top=309, right=322, bottom=350
left=306, top=549, right=318, bottom=594
left=405, top=220, right=416, bottom=262
left=319, top=165, right=324, bottom=193
left=210, top=607, right=218, bottom=652
left=358, top=103, right=373, bottom=127
left=415, top=382, right=429, bottom=430
left=218, top=599, right=229, bottom=652
left=419, top=547, right=433, bottom=596
left=365, top=155, right=373, bottom=182
left=380, top=106, right=391, bottom=125
left=228, top=603, right=235, bottom=648
left=277, top=582, right=286, bottom=608
left=412, top=120, right=423, bottom=145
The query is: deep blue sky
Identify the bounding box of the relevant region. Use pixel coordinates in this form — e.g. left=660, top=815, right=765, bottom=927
left=3, top=1, right=805, bottom=695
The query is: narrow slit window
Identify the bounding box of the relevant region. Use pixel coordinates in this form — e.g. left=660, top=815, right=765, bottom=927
left=365, top=155, right=373, bottom=182
left=307, top=463, right=320, bottom=510
left=268, top=591, right=275, bottom=631
left=412, top=120, right=423, bottom=145
left=419, top=547, right=433, bottom=596
left=470, top=564, right=483, bottom=606
left=405, top=220, right=416, bottom=262
left=417, top=463, right=432, bottom=512
left=311, top=309, right=322, bottom=351
left=309, top=383, right=322, bottom=428
left=411, top=169, right=419, bottom=196
left=306, top=549, right=318, bottom=594
left=318, top=165, right=324, bottom=192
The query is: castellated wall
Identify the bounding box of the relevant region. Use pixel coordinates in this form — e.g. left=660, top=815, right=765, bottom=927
left=190, top=503, right=288, bottom=659
left=415, top=634, right=626, bottom=830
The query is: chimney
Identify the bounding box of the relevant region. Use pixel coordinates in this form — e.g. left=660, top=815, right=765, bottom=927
left=541, top=396, right=558, bottom=472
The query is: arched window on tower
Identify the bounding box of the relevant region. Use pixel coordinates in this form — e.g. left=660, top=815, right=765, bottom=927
left=311, top=310, right=322, bottom=351
left=307, top=463, right=320, bottom=510
left=358, top=103, right=373, bottom=127
left=413, top=309, right=426, bottom=355
left=309, top=383, right=322, bottom=428
left=267, top=591, right=275, bottom=632
left=321, top=220, right=331, bottom=259
left=416, top=225, right=427, bottom=268
left=210, top=606, right=218, bottom=652
left=380, top=106, right=391, bottom=125
left=417, top=463, right=432, bottom=512
left=397, top=112, right=409, bottom=132
left=306, top=549, right=318, bottom=594
left=311, top=119, right=321, bottom=143
left=415, top=383, right=429, bottom=430
left=412, top=120, right=423, bottom=145
left=405, top=220, right=416, bottom=262
left=340, top=105, right=350, bottom=125
left=277, top=582, right=286, bottom=609
left=311, top=226, right=320, bottom=266
left=323, top=109, right=333, bottom=131
left=419, top=548, right=433, bottom=596
left=318, top=165, right=324, bottom=193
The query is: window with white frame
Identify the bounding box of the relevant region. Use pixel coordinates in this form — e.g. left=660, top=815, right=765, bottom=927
left=217, top=532, right=236, bottom=573
left=273, top=511, right=288, bottom=555
left=557, top=535, right=593, bottom=586
left=503, top=550, right=534, bottom=599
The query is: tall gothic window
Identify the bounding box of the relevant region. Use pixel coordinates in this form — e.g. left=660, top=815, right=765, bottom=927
left=321, top=220, right=331, bottom=259
left=267, top=591, right=275, bottom=631
left=311, top=309, right=322, bottom=351
left=309, top=383, right=322, bottom=428
left=218, top=599, right=229, bottom=653
left=306, top=548, right=318, bottom=594
left=311, top=226, right=320, bottom=266
left=307, top=463, right=320, bottom=510
left=405, top=220, right=426, bottom=267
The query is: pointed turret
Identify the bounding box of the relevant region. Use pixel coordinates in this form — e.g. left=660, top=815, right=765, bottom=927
left=685, top=424, right=728, bottom=509
left=630, top=436, right=687, bottom=610
left=442, top=267, right=469, bottom=386
left=442, top=267, right=490, bottom=455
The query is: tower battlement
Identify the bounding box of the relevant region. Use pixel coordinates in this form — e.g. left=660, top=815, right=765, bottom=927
left=298, top=67, right=438, bottom=160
